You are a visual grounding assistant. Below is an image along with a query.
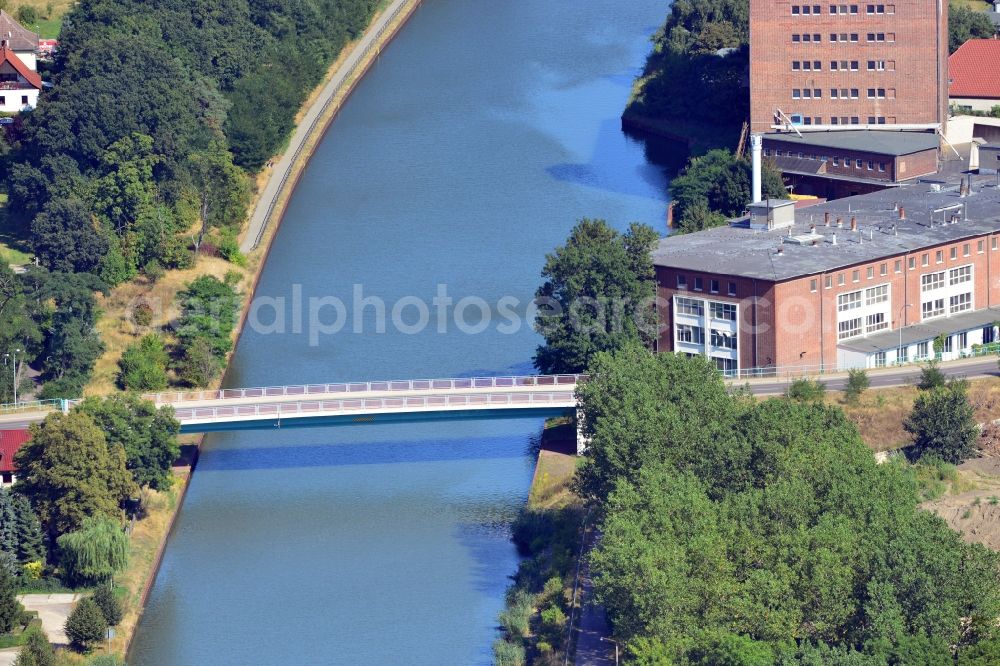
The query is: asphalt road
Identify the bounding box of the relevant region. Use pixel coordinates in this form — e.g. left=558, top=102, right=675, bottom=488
left=742, top=357, right=999, bottom=395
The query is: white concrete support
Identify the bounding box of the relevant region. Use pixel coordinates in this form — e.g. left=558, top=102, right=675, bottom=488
left=575, top=408, right=591, bottom=455
left=750, top=133, right=763, bottom=204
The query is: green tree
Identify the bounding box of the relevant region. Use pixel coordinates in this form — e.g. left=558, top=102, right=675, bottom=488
left=12, top=494, right=44, bottom=564
left=57, top=518, right=128, bottom=586
left=0, top=558, right=21, bottom=634
left=90, top=585, right=123, bottom=627
left=176, top=337, right=221, bottom=387
left=187, top=138, right=251, bottom=254
left=669, top=150, right=786, bottom=232
left=15, top=412, right=137, bottom=539
left=13, top=626, right=55, bottom=666
left=175, top=275, right=240, bottom=359
left=75, top=394, right=180, bottom=490
left=917, top=360, right=947, bottom=390
left=949, top=4, right=996, bottom=53
left=15, top=5, right=36, bottom=25
left=92, top=133, right=160, bottom=237
left=533, top=220, right=660, bottom=375
left=30, top=200, right=109, bottom=274
left=116, top=334, right=169, bottom=392
left=64, top=599, right=107, bottom=652
left=904, top=381, right=978, bottom=464
left=844, top=368, right=870, bottom=405
left=0, top=490, right=17, bottom=561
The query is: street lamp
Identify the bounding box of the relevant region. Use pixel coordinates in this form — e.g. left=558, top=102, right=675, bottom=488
left=3, top=348, right=21, bottom=405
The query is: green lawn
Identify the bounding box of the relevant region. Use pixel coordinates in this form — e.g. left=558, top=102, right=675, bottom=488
left=0, top=194, right=33, bottom=267
left=23, top=17, right=61, bottom=39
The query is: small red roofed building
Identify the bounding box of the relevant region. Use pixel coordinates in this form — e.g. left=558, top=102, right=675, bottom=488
left=0, top=430, right=29, bottom=486
left=949, top=39, right=1000, bottom=114
left=36, top=39, right=57, bottom=58
left=0, top=10, right=40, bottom=113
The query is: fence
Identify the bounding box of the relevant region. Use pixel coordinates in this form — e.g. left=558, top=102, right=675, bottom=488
left=173, top=390, right=577, bottom=423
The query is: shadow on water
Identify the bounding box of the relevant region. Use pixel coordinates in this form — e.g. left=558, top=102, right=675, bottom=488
left=199, top=432, right=540, bottom=472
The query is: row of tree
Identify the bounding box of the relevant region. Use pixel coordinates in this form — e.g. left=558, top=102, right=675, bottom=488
left=579, top=346, right=1000, bottom=664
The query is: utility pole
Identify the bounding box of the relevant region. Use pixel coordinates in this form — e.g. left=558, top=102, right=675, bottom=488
left=4, top=348, right=21, bottom=404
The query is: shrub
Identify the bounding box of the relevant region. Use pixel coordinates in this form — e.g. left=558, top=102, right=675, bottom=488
left=905, top=381, right=978, bottom=464
left=918, top=361, right=947, bottom=390
left=90, top=585, right=123, bottom=627
left=844, top=368, right=869, bottom=404
left=64, top=599, right=106, bottom=652
left=499, top=589, right=534, bottom=638
left=117, top=334, right=169, bottom=392
left=21, top=561, right=42, bottom=581
left=493, top=638, right=526, bottom=666
left=142, top=260, right=164, bottom=283
left=176, top=338, right=221, bottom=388
left=14, top=626, right=55, bottom=666
left=218, top=231, right=246, bottom=267
left=0, top=562, right=22, bottom=634
left=15, top=5, right=37, bottom=25
left=786, top=378, right=825, bottom=403
left=132, top=301, right=154, bottom=327
left=86, top=656, right=125, bottom=666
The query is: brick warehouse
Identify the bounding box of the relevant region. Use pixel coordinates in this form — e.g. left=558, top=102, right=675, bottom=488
left=653, top=175, right=1000, bottom=376
left=749, top=0, right=949, bottom=133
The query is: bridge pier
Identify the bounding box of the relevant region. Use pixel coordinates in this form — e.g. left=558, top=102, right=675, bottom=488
left=575, top=408, right=590, bottom=455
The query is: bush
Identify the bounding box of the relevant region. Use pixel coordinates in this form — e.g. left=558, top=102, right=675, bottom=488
left=218, top=231, right=246, bottom=267
left=132, top=300, right=154, bottom=327
left=176, top=338, right=221, bottom=387
left=117, top=334, right=169, bottom=392
left=64, top=599, right=107, bottom=652
left=905, top=381, right=978, bottom=464
left=15, top=5, right=37, bottom=25
left=90, top=585, right=123, bottom=627
left=918, top=361, right=946, bottom=391
left=13, top=626, right=54, bottom=666
left=493, top=638, right=526, bottom=666
left=499, top=589, right=534, bottom=638
left=142, top=260, right=164, bottom=283
left=786, top=378, right=825, bottom=403
left=86, top=656, right=124, bottom=666
left=844, top=368, right=869, bottom=404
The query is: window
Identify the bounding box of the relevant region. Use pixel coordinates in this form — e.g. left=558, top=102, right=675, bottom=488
left=867, top=161, right=874, bottom=171
left=838, top=273, right=845, bottom=286
left=856, top=159, right=863, bottom=168
left=921, top=253, right=929, bottom=267
left=793, top=33, right=801, bottom=42
left=978, top=240, right=985, bottom=253
left=710, top=302, right=737, bottom=321
left=677, top=274, right=687, bottom=289
left=963, top=243, right=970, bottom=257
left=677, top=324, right=705, bottom=344
left=950, top=292, right=972, bottom=314
left=832, top=156, right=840, bottom=166
left=713, top=357, right=738, bottom=377
left=950, top=265, right=971, bottom=285
left=880, top=263, right=887, bottom=276
left=838, top=290, right=863, bottom=311
left=878, top=163, right=886, bottom=172
left=676, top=297, right=703, bottom=317
left=711, top=329, right=737, bottom=349
left=950, top=247, right=957, bottom=260
left=810, top=279, right=818, bottom=292
left=942, top=336, right=953, bottom=354
left=852, top=269, right=860, bottom=282
left=908, top=257, right=915, bottom=269
left=921, top=271, right=945, bottom=291
left=894, top=260, right=901, bottom=273
left=728, top=282, right=737, bottom=296
left=866, top=284, right=889, bottom=305
left=694, top=277, right=703, bottom=291
left=19, top=96, right=26, bottom=106
left=710, top=279, right=720, bottom=293
left=922, top=298, right=945, bottom=319
left=897, top=346, right=908, bottom=363
left=959, top=331, right=969, bottom=350
left=935, top=250, right=943, bottom=264
left=0, top=97, right=5, bottom=105
left=793, top=89, right=801, bottom=99
left=917, top=341, right=929, bottom=358
left=994, top=237, right=998, bottom=251
left=839, top=317, right=863, bottom=340
left=825, top=275, right=832, bottom=289
left=866, top=312, right=888, bottom=333
left=985, top=326, right=996, bottom=344
left=874, top=351, right=887, bottom=367
left=867, top=267, right=874, bottom=279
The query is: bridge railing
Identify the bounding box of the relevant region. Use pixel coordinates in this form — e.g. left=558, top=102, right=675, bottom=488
left=0, top=399, right=63, bottom=417
left=141, top=374, right=587, bottom=406
left=173, top=390, right=577, bottom=422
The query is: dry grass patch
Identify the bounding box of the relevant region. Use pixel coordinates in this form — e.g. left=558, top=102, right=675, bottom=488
left=528, top=418, right=581, bottom=510
left=88, top=256, right=249, bottom=396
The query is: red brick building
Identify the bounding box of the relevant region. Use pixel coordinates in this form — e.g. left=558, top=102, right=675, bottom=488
left=654, top=175, right=1000, bottom=375
left=749, top=0, right=949, bottom=133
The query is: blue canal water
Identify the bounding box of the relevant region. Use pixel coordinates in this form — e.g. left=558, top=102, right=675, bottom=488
left=128, top=1, right=673, bottom=663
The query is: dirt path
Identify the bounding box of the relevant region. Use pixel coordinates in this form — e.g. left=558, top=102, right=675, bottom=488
left=923, top=457, right=1000, bottom=549
left=240, top=0, right=421, bottom=253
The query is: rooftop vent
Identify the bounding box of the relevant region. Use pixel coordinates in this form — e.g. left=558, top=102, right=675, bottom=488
left=749, top=199, right=796, bottom=231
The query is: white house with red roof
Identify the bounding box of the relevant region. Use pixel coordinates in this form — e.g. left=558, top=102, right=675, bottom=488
left=0, top=430, right=29, bottom=486
left=949, top=39, right=1000, bottom=114
left=0, top=9, right=40, bottom=113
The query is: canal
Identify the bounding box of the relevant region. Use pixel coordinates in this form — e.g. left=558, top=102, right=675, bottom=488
left=128, top=0, right=673, bottom=663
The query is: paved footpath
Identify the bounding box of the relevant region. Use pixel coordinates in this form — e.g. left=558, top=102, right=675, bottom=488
left=241, top=0, right=416, bottom=253
left=574, top=531, right=615, bottom=666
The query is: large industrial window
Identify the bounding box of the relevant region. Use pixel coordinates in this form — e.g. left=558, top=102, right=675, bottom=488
left=949, top=265, right=972, bottom=285
left=677, top=324, right=705, bottom=344
left=676, top=297, right=704, bottom=317
left=710, top=302, right=737, bottom=321
left=838, top=318, right=863, bottom=340
left=921, top=271, right=945, bottom=291
left=838, top=290, right=863, bottom=311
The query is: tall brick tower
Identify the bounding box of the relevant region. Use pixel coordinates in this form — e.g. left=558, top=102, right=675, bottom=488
left=749, top=0, right=948, bottom=133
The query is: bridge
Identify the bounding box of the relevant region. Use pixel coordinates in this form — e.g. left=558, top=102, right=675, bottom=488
left=0, top=374, right=585, bottom=438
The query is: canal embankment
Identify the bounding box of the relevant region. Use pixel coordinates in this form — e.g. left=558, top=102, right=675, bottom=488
left=116, top=1, right=424, bottom=658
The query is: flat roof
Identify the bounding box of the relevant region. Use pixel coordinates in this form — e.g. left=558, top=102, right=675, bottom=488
left=763, top=130, right=940, bottom=156
left=653, top=175, right=1000, bottom=281
left=838, top=307, right=1000, bottom=353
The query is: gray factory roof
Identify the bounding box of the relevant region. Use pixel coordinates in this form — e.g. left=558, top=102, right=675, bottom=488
left=763, top=130, right=940, bottom=156
left=652, top=175, right=1000, bottom=282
